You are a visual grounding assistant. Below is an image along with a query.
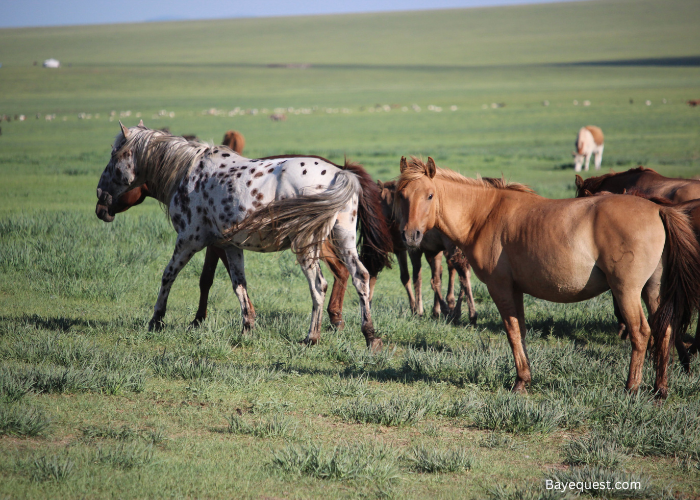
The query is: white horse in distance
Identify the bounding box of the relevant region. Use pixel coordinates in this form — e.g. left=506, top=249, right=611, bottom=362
left=573, top=126, right=604, bottom=172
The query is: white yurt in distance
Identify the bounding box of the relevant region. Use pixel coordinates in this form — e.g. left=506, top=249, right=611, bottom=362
left=43, top=58, right=60, bottom=68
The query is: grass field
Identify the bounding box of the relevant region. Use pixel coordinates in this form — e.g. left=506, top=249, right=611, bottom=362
left=1, top=0, right=700, bottom=497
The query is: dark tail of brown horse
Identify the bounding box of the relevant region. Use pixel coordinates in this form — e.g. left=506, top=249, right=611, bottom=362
left=341, top=160, right=393, bottom=277
left=652, top=206, right=700, bottom=372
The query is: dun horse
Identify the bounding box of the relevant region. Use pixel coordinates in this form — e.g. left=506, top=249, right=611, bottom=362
left=579, top=188, right=700, bottom=368
left=396, top=156, right=700, bottom=397
left=95, top=122, right=392, bottom=349
left=377, top=180, right=477, bottom=325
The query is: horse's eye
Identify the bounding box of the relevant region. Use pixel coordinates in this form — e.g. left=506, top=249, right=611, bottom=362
left=428, top=194, right=433, bottom=200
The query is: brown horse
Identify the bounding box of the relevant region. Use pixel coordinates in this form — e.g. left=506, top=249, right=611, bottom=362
left=222, top=130, right=245, bottom=154
left=575, top=166, right=700, bottom=203
left=580, top=188, right=700, bottom=368
left=377, top=180, right=477, bottom=325
left=396, top=156, right=700, bottom=397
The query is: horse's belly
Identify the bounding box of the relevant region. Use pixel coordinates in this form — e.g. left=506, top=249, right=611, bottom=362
left=516, top=264, right=609, bottom=303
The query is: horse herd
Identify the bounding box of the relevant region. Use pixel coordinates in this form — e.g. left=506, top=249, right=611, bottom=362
left=95, top=121, right=700, bottom=398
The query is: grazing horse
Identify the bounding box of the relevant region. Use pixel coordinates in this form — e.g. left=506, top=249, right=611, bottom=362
left=95, top=122, right=391, bottom=349
left=222, top=130, right=245, bottom=154
left=376, top=180, right=477, bottom=325
left=573, top=126, right=604, bottom=172
left=395, top=156, right=700, bottom=397
left=575, top=166, right=700, bottom=204
left=579, top=188, right=700, bottom=369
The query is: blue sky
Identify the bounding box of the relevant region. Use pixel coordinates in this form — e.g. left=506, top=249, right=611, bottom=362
left=0, top=0, right=583, bottom=28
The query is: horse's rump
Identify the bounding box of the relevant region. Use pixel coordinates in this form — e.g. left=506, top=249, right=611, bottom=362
left=651, top=206, right=700, bottom=365
left=224, top=170, right=360, bottom=255
left=585, top=126, right=604, bottom=146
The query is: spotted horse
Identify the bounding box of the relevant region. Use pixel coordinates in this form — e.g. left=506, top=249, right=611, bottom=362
left=95, top=122, right=391, bottom=349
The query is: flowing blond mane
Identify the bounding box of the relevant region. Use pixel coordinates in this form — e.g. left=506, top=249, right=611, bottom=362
left=396, top=157, right=534, bottom=194
left=119, top=128, right=216, bottom=215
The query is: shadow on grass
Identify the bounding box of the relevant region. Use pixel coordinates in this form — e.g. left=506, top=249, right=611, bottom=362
left=0, top=314, right=127, bottom=332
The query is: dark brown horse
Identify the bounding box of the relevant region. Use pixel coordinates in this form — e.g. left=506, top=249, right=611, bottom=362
left=377, top=180, right=477, bottom=325
left=396, top=156, right=700, bottom=397
left=575, top=166, right=700, bottom=203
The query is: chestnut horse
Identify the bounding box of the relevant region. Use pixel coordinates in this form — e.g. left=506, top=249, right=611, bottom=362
left=396, top=156, right=700, bottom=397
left=575, top=166, right=700, bottom=203
left=222, top=130, right=245, bottom=154
left=377, top=180, right=477, bottom=325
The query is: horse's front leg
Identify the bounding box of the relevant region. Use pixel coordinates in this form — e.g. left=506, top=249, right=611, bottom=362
left=223, top=246, right=255, bottom=333
left=396, top=250, right=416, bottom=313
left=191, top=246, right=224, bottom=327
left=149, top=239, right=202, bottom=331
left=409, top=249, right=424, bottom=316
left=297, top=249, right=327, bottom=345
left=489, top=283, right=530, bottom=393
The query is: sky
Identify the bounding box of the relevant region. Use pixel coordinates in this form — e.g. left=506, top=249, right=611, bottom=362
left=0, top=0, right=583, bottom=29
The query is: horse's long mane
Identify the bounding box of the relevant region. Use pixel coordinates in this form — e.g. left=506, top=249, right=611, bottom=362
left=122, top=128, right=212, bottom=216
left=397, top=157, right=534, bottom=194
left=577, top=166, right=657, bottom=195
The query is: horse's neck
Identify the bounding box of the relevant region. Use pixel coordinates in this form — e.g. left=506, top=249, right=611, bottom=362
left=434, top=180, right=501, bottom=246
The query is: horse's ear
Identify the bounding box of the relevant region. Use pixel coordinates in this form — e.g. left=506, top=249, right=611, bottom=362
left=377, top=180, right=384, bottom=191
left=426, top=157, right=436, bottom=179
left=400, top=156, right=408, bottom=173
left=138, top=119, right=145, bottom=128
left=574, top=175, right=584, bottom=188
left=119, top=121, right=130, bottom=139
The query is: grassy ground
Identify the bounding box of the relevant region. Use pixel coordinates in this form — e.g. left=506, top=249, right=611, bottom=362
left=1, top=0, right=700, bottom=498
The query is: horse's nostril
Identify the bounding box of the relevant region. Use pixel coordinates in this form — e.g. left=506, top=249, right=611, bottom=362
left=97, top=188, right=102, bottom=199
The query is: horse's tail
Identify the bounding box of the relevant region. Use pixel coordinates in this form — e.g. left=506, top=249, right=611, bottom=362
left=340, top=159, right=393, bottom=276
left=652, top=206, right=700, bottom=365
left=225, top=170, right=360, bottom=254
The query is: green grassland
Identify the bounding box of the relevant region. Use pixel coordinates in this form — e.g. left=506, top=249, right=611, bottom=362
left=1, top=0, right=700, bottom=497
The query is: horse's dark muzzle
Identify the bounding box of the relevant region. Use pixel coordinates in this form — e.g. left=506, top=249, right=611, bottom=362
left=95, top=203, right=115, bottom=222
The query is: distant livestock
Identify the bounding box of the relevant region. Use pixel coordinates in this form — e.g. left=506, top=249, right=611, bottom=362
left=222, top=130, right=245, bottom=154
left=269, top=113, right=286, bottom=122
left=688, top=100, right=700, bottom=107
left=573, top=125, right=604, bottom=172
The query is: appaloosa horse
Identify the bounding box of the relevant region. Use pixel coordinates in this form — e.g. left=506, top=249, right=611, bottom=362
left=395, top=156, right=700, bottom=397
left=95, top=122, right=392, bottom=349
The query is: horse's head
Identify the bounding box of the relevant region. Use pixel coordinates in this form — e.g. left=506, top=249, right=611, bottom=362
left=395, top=156, right=438, bottom=248
left=95, top=121, right=146, bottom=221
left=95, top=184, right=150, bottom=222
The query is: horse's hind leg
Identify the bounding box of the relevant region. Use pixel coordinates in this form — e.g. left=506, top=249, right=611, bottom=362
left=297, top=248, right=327, bottom=345
left=322, top=242, right=348, bottom=330
left=397, top=250, right=417, bottom=314
left=149, top=239, right=202, bottom=331
left=191, top=246, right=225, bottom=327
left=332, top=222, right=381, bottom=351
left=689, top=316, right=700, bottom=357
left=613, top=289, right=652, bottom=392
left=450, top=249, right=478, bottom=326
left=612, top=297, right=628, bottom=339
left=223, top=246, right=256, bottom=334
left=426, top=251, right=447, bottom=318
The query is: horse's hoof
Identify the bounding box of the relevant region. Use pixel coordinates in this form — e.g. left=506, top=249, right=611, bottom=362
left=367, top=338, right=383, bottom=352
left=301, top=336, right=319, bottom=346
left=654, top=387, right=668, bottom=400
left=330, top=320, right=345, bottom=331
left=469, top=314, right=478, bottom=327
left=511, top=381, right=529, bottom=394
left=189, top=316, right=206, bottom=329
left=148, top=318, right=165, bottom=332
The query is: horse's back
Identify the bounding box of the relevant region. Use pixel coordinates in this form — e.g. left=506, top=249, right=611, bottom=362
left=584, top=126, right=604, bottom=146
